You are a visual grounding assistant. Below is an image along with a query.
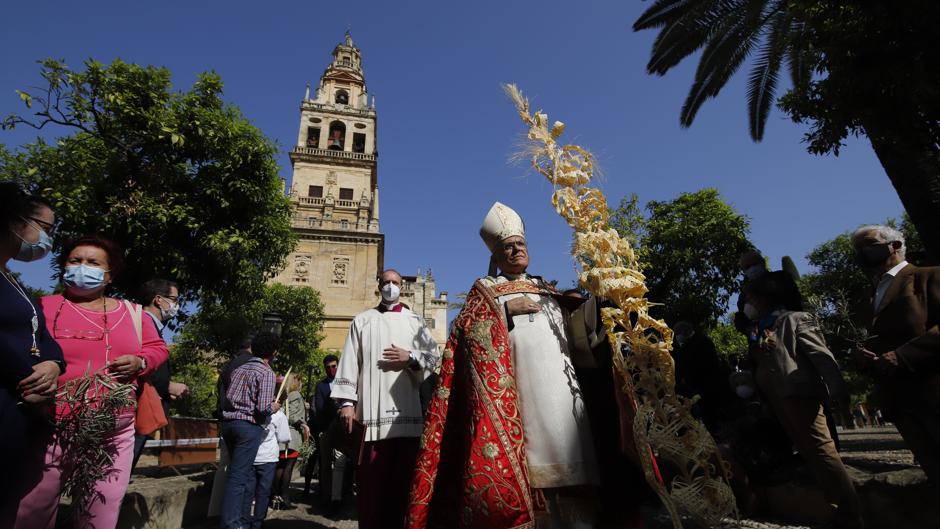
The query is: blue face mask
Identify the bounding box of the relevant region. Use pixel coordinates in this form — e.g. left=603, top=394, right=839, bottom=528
left=12, top=222, right=53, bottom=262
left=64, top=264, right=108, bottom=292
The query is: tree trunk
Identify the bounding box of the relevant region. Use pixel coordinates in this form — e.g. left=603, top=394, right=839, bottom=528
left=863, top=118, right=940, bottom=264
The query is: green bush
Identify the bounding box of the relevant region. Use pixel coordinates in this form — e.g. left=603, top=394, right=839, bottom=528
left=169, top=363, right=218, bottom=419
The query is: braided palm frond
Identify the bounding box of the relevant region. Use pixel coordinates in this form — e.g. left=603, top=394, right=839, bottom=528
left=504, top=84, right=738, bottom=529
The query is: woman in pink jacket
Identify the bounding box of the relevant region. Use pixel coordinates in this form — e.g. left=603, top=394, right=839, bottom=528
left=15, top=235, right=169, bottom=529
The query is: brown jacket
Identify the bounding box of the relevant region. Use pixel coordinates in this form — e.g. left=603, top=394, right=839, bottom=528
left=753, top=311, right=847, bottom=402
left=869, top=264, right=940, bottom=374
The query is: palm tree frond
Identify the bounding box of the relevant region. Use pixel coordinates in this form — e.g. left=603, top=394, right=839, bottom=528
left=785, top=20, right=813, bottom=89
left=645, top=0, right=749, bottom=75
left=747, top=11, right=793, bottom=140
left=747, top=37, right=783, bottom=141
left=680, top=2, right=768, bottom=126
left=634, top=0, right=706, bottom=30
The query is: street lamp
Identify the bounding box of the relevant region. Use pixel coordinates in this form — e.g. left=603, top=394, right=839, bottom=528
left=261, top=311, right=284, bottom=336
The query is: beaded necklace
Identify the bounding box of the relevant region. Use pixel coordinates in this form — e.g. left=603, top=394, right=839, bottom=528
left=1, top=267, right=40, bottom=357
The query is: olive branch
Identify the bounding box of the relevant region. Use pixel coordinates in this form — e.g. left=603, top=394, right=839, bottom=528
left=55, top=364, right=136, bottom=519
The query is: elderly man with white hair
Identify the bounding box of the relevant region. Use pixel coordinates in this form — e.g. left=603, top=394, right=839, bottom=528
left=852, top=224, right=940, bottom=482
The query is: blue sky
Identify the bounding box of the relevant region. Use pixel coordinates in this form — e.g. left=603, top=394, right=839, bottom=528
left=3, top=1, right=903, bottom=320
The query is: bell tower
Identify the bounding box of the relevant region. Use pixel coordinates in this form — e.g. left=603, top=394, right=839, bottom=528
left=274, top=32, right=384, bottom=350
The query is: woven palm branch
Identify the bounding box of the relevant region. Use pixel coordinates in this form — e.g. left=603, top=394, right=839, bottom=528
left=504, top=84, right=738, bottom=528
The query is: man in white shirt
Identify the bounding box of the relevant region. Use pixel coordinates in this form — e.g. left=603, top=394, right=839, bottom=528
left=332, top=269, right=439, bottom=529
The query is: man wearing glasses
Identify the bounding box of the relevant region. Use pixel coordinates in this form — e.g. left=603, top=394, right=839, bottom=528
left=129, top=278, right=190, bottom=473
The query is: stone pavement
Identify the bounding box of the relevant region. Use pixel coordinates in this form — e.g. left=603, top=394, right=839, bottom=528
left=116, top=427, right=930, bottom=529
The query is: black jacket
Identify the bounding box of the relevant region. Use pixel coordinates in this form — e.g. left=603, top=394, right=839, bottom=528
left=313, top=378, right=338, bottom=434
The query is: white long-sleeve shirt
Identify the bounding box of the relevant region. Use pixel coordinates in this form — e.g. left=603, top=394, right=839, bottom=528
left=332, top=306, right=440, bottom=442
left=255, top=410, right=292, bottom=464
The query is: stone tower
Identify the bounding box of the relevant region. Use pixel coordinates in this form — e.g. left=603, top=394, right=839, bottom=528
left=274, top=32, right=384, bottom=350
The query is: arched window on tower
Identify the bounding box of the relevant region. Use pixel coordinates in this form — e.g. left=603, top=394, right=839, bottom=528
left=328, top=121, right=346, bottom=150
left=335, top=89, right=349, bottom=105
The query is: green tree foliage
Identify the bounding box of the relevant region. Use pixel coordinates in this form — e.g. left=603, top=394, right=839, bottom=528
left=707, top=316, right=749, bottom=367
left=611, top=188, right=753, bottom=326
left=801, top=232, right=870, bottom=328
left=608, top=193, right=645, bottom=248
left=633, top=1, right=940, bottom=259
left=174, top=283, right=325, bottom=374
left=168, top=362, right=217, bottom=419
left=0, top=59, right=296, bottom=305
left=171, top=284, right=326, bottom=413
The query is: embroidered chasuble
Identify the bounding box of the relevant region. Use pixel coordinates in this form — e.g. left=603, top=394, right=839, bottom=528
left=332, top=306, right=440, bottom=442
left=407, top=277, right=637, bottom=529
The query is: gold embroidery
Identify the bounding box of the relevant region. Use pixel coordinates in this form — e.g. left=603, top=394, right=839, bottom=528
left=483, top=443, right=500, bottom=461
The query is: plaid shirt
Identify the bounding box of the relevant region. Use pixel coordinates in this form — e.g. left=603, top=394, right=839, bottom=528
left=222, top=357, right=275, bottom=424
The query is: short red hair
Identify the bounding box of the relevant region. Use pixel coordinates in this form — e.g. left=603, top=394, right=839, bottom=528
left=59, top=235, right=125, bottom=281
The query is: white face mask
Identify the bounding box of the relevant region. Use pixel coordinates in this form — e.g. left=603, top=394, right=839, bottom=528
left=743, top=303, right=760, bottom=321
left=744, top=265, right=765, bottom=281
left=381, top=283, right=400, bottom=303
left=735, top=385, right=755, bottom=399
left=159, top=297, right=180, bottom=320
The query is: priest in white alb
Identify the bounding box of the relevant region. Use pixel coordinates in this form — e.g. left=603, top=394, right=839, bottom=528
left=332, top=268, right=440, bottom=529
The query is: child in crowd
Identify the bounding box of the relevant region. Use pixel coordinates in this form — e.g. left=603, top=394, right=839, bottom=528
left=248, top=395, right=292, bottom=528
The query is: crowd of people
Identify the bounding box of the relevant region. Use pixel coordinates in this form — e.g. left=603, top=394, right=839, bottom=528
left=2, top=183, right=939, bottom=529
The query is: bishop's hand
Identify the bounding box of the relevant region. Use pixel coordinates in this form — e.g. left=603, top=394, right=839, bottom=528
left=506, top=297, right=541, bottom=318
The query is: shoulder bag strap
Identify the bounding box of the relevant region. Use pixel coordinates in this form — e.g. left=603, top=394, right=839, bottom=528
left=123, top=299, right=143, bottom=350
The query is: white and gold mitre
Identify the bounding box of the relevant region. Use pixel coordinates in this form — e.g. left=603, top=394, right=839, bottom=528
left=480, top=202, right=525, bottom=253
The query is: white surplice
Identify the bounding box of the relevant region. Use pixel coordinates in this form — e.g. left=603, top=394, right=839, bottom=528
left=481, top=274, right=599, bottom=489
left=332, top=305, right=440, bottom=442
